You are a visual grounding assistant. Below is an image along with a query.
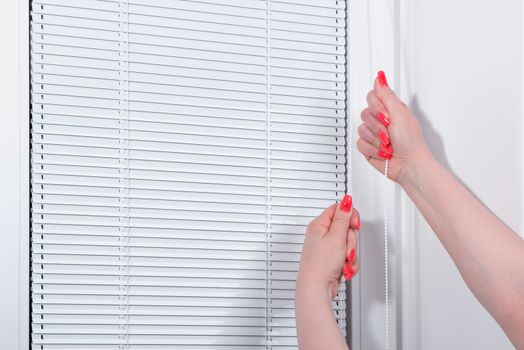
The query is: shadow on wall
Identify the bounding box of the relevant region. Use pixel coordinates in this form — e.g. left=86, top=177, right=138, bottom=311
left=412, top=95, right=487, bottom=204
left=412, top=95, right=451, bottom=171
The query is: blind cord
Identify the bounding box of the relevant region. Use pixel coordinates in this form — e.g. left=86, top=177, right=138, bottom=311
left=384, top=159, right=390, bottom=350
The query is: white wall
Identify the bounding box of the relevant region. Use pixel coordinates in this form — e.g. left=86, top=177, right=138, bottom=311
left=411, top=0, right=523, bottom=349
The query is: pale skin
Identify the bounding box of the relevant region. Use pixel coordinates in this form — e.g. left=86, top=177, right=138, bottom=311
left=296, top=72, right=524, bottom=349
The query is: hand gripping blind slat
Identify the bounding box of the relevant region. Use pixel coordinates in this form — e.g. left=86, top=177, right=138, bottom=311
left=30, top=0, right=349, bottom=348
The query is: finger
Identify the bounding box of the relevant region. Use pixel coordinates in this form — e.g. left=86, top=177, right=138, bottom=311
left=350, top=208, right=360, bottom=232
left=357, top=138, right=389, bottom=172
left=366, top=90, right=388, bottom=118
left=360, top=108, right=389, bottom=141
left=307, top=203, right=337, bottom=236
left=351, top=258, right=360, bottom=276
left=358, top=124, right=381, bottom=149
left=357, top=138, right=391, bottom=161
left=343, top=255, right=359, bottom=281
left=327, top=194, right=353, bottom=245
left=373, top=72, right=407, bottom=121
left=346, top=229, right=357, bottom=260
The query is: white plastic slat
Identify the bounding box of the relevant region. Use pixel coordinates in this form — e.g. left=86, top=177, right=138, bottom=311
left=32, top=33, right=266, bottom=63
left=32, top=132, right=346, bottom=156
left=32, top=108, right=346, bottom=128
left=31, top=258, right=294, bottom=272
left=275, top=0, right=344, bottom=9
left=32, top=115, right=346, bottom=140
left=32, top=145, right=343, bottom=170
left=32, top=61, right=345, bottom=86
left=31, top=127, right=345, bottom=149
left=31, top=172, right=344, bottom=194
left=34, top=13, right=267, bottom=39
left=32, top=314, right=272, bottom=327
left=32, top=71, right=346, bottom=100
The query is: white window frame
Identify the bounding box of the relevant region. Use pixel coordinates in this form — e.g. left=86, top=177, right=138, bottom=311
left=0, top=0, right=30, bottom=348
left=347, top=0, right=407, bottom=348
left=0, top=0, right=410, bottom=348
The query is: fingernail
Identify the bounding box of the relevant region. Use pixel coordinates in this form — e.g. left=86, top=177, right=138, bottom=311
left=377, top=112, right=391, bottom=127
left=343, top=262, right=352, bottom=276
left=377, top=71, right=389, bottom=88
left=355, top=216, right=361, bottom=231
left=348, top=249, right=356, bottom=264
left=379, top=131, right=390, bottom=146
left=344, top=268, right=355, bottom=281
left=378, top=150, right=393, bottom=160
left=380, top=143, right=393, bottom=156
left=340, top=194, right=353, bottom=213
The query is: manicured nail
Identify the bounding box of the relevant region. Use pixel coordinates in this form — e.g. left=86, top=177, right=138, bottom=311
left=348, top=249, right=356, bottom=264
left=378, top=150, right=393, bottom=160
left=380, top=143, right=393, bottom=156
left=344, top=267, right=355, bottom=281
left=355, top=216, right=361, bottom=231
left=340, top=194, right=353, bottom=213
left=343, top=262, right=352, bottom=276
left=377, top=71, right=389, bottom=88
left=377, top=112, right=390, bottom=127
left=379, top=131, right=390, bottom=145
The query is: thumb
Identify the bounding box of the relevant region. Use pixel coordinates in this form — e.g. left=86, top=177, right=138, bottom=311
left=373, top=71, right=406, bottom=121
left=328, top=194, right=353, bottom=244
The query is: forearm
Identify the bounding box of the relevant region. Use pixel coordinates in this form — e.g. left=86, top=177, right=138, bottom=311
left=399, top=155, right=524, bottom=346
left=295, top=282, right=349, bottom=350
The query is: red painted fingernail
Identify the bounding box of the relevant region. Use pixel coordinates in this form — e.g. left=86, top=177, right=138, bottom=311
left=379, top=131, right=390, bottom=145
left=343, top=262, right=352, bottom=276
left=378, top=150, right=393, bottom=160
left=377, top=112, right=390, bottom=127
left=377, top=71, right=389, bottom=88
left=355, top=216, right=361, bottom=231
left=348, top=249, right=356, bottom=264
left=344, top=268, right=355, bottom=281
left=340, top=194, right=353, bottom=213
left=380, top=143, right=393, bottom=156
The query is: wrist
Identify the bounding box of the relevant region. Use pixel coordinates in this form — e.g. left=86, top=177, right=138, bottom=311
left=296, top=276, right=331, bottom=300
left=396, top=149, right=437, bottom=189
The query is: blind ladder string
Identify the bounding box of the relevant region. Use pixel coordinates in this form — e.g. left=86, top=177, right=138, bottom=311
left=117, top=0, right=130, bottom=348
left=264, top=0, right=273, bottom=348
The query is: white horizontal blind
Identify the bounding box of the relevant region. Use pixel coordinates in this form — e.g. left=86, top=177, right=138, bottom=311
left=30, top=0, right=348, bottom=349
